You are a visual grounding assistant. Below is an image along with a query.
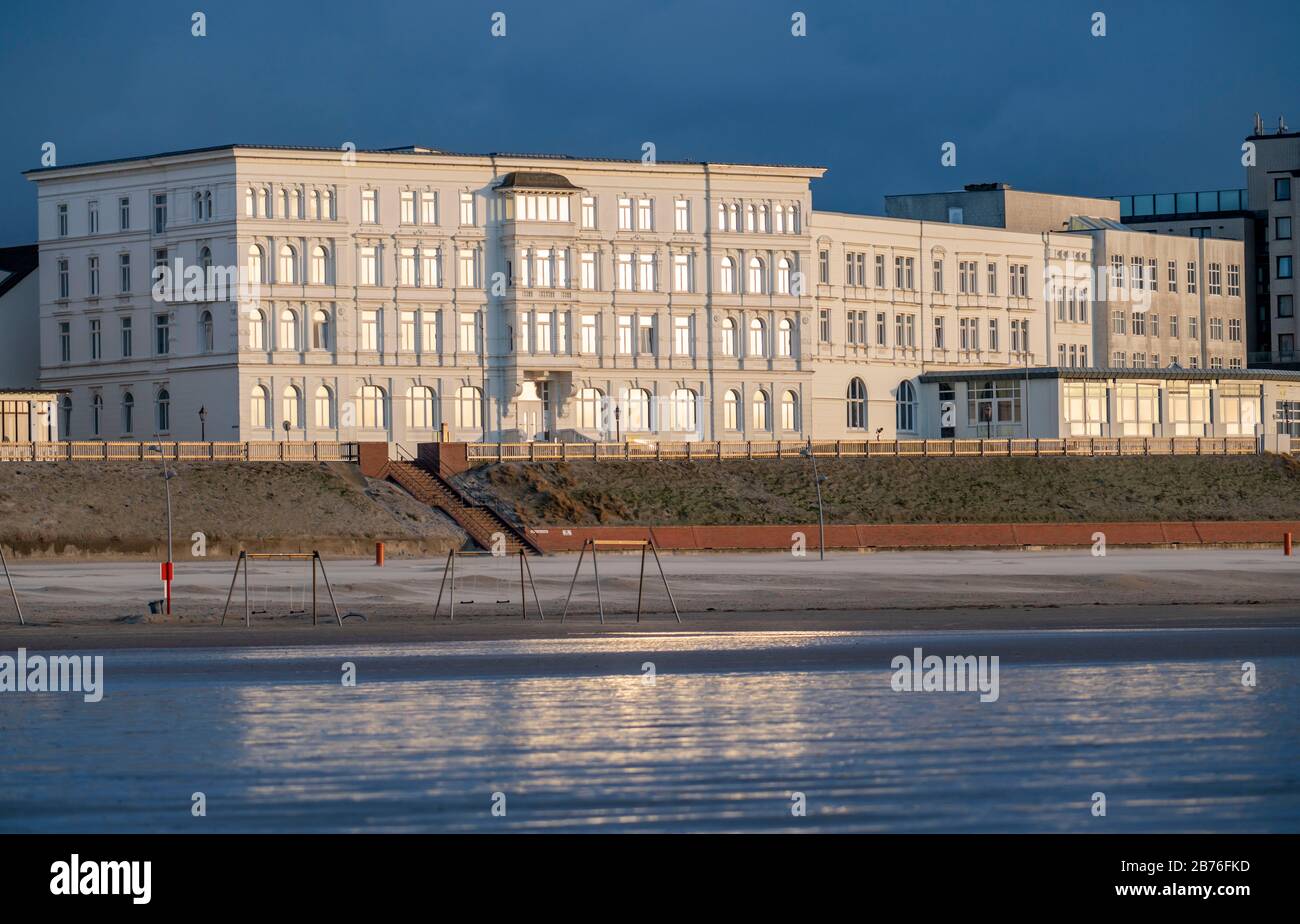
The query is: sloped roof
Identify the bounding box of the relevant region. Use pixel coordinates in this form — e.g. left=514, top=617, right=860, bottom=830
left=0, top=244, right=37, bottom=302
left=494, top=171, right=581, bottom=190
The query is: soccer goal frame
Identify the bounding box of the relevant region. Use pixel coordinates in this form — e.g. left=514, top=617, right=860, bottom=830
left=559, top=538, right=681, bottom=624
left=220, top=551, right=343, bottom=628
left=1, top=545, right=24, bottom=626
left=433, top=549, right=544, bottom=621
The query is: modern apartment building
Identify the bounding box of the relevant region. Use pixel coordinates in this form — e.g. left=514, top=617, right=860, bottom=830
left=886, top=183, right=1247, bottom=373
left=1248, top=126, right=1299, bottom=363
left=22, top=145, right=1247, bottom=444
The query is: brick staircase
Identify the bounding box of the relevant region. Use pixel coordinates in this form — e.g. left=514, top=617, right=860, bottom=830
left=386, top=460, right=541, bottom=555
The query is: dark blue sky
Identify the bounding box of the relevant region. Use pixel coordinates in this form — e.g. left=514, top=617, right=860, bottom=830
left=1, top=0, right=1295, bottom=245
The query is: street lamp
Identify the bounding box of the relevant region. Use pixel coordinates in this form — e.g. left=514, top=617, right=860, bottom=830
left=614, top=405, right=622, bottom=443
left=198, top=405, right=207, bottom=441
left=147, top=438, right=176, bottom=615
left=800, top=438, right=827, bottom=561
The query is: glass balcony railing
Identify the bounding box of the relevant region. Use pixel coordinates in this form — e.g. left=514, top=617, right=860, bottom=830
left=1107, top=189, right=1249, bottom=219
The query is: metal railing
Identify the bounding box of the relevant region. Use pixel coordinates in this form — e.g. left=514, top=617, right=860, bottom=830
left=466, top=436, right=1260, bottom=463
left=0, top=441, right=359, bottom=463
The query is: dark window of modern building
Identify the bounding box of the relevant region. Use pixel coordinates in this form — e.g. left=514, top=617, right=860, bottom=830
left=1279, top=294, right=1295, bottom=318
left=1276, top=177, right=1292, bottom=202
left=1277, top=216, right=1293, bottom=240
left=1279, top=256, right=1294, bottom=280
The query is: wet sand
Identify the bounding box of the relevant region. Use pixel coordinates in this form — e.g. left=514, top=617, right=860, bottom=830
left=1, top=548, right=1297, bottom=650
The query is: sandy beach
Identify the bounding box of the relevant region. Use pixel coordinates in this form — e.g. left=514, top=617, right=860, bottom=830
left=1, top=547, right=1298, bottom=649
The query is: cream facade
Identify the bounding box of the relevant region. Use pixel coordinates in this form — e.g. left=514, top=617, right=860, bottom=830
left=22, top=144, right=1244, bottom=444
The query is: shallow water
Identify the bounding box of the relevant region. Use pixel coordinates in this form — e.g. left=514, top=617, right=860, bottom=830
left=1, top=629, right=1297, bottom=832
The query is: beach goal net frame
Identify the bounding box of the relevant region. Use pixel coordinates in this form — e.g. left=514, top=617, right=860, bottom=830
left=559, top=538, right=681, bottom=624
left=1, top=545, right=24, bottom=626
left=433, top=549, right=545, bottom=621
left=220, top=551, right=343, bottom=628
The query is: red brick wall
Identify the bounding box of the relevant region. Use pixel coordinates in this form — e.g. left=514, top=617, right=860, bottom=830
left=524, top=521, right=1300, bottom=552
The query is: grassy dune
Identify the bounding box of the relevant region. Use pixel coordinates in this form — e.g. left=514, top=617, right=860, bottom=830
left=456, top=455, right=1300, bottom=527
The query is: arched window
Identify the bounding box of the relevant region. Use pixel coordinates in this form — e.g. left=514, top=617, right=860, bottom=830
left=250, top=385, right=269, bottom=429
left=896, top=380, right=918, bottom=433
left=455, top=385, right=482, bottom=430
left=245, top=188, right=255, bottom=217
left=247, top=244, right=264, bottom=284
left=309, top=190, right=321, bottom=220
left=720, top=257, right=736, bottom=294
left=310, top=245, right=329, bottom=284
left=723, top=389, right=740, bottom=430
left=721, top=317, right=737, bottom=356
left=777, top=318, right=794, bottom=357
left=314, top=385, right=335, bottom=429
left=776, top=258, right=792, bottom=294
left=357, top=384, right=387, bottom=429
left=577, top=387, right=604, bottom=431
left=257, top=187, right=269, bottom=217
left=847, top=378, right=867, bottom=430
left=279, top=309, right=299, bottom=351
left=155, top=389, right=170, bottom=432
left=757, top=204, right=768, bottom=232
left=59, top=395, right=72, bottom=435
left=199, top=246, right=213, bottom=273
left=747, top=256, right=766, bottom=294
left=282, top=385, right=302, bottom=431
left=749, top=317, right=766, bottom=357
left=91, top=393, right=103, bottom=436
left=204, top=190, right=213, bottom=219
left=122, top=392, right=134, bottom=434
left=289, top=188, right=300, bottom=219
left=781, top=390, right=799, bottom=431
left=247, top=308, right=266, bottom=350
left=322, top=189, right=333, bottom=219
left=745, top=203, right=756, bottom=232
left=278, top=189, right=289, bottom=219
left=278, top=244, right=297, bottom=284
left=199, top=309, right=214, bottom=352
left=668, top=388, right=697, bottom=432
left=752, top=389, right=770, bottom=431
left=625, top=388, right=652, bottom=431
left=193, top=191, right=203, bottom=221
left=311, top=309, right=330, bottom=350
left=407, top=385, right=437, bottom=429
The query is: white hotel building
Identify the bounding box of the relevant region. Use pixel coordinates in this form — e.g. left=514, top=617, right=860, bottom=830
left=25, top=144, right=1266, bottom=445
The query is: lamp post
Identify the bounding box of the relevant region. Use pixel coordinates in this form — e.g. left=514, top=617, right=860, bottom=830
left=800, top=438, right=826, bottom=561
left=148, top=439, right=175, bottom=615
left=614, top=405, right=622, bottom=443
left=198, top=405, right=207, bottom=441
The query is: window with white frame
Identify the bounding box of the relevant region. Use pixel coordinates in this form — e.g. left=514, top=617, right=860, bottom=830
left=458, top=312, right=478, bottom=353
left=580, top=315, right=598, bottom=354
left=359, top=246, right=378, bottom=286
left=361, top=189, right=378, bottom=224
left=673, top=253, right=691, bottom=292
left=674, top=200, right=689, bottom=232
left=580, top=196, right=596, bottom=229
left=459, top=192, right=475, bottom=226
left=359, top=309, right=379, bottom=351
left=673, top=315, right=691, bottom=356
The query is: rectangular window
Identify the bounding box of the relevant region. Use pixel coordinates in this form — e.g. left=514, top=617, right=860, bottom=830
left=1279, top=294, right=1295, bottom=318
left=819, top=307, right=830, bottom=343
left=967, top=379, right=1022, bottom=427
left=399, top=248, right=417, bottom=287
left=1170, top=314, right=1179, bottom=338
left=1228, top=318, right=1241, bottom=342
left=933, top=315, right=945, bottom=349
left=119, top=197, right=130, bottom=231
left=616, top=253, right=634, bottom=291
left=1186, top=261, right=1198, bottom=293
left=58, top=321, right=70, bottom=362
left=458, top=312, right=478, bottom=352
left=359, top=246, right=378, bottom=286
left=637, top=199, right=653, bottom=230
left=1130, top=256, right=1144, bottom=290
left=581, top=315, right=598, bottom=354
left=1279, top=255, right=1294, bottom=279
left=87, top=201, right=99, bottom=235
left=57, top=203, right=68, bottom=237
left=536, top=312, right=552, bottom=353
left=399, top=311, right=416, bottom=351
left=674, top=199, right=689, bottom=232
left=1131, top=311, right=1145, bottom=336
left=120, top=317, right=132, bottom=357
left=88, top=256, right=100, bottom=296
left=673, top=254, right=691, bottom=292
left=459, top=192, right=475, bottom=226
left=421, top=248, right=440, bottom=287
left=360, top=310, right=379, bottom=351
left=458, top=249, right=476, bottom=287
left=673, top=315, right=691, bottom=355
left=421, top=312, right=439, bottom=353
left=1208, top=262, right=1222, bottom=295
left=155, top=313, right=170, bottom=354
left=875, top=254, right=886, bottom=288
left=153, top=193, right=167, bottom=233
left=986, top=262, right=997, bottom=295
left=400, top=191, right=415, bottom=224
left=1148, top=258, right=1158, bottom=292
left=1276, top=177, right=1292, bottom=201
left=1167, top=260, right=1177, bottom=291
left=1228, top=264, right=1240, bottom=297
left=638, top=316, right=654, bottom=354
left=617, top=316, right=633, bottom=355
left=876, top=312, right=886, bottom=346
left=1209, top=317, right=1223, bottom=340
left=988, top=318, right=999, bottom=352
left=421, top=192, right=438, bottom=225
left=362, top=189, right=378, bottom=224
left=818, top=250, right=829, bottom=284
left=618, top=198, right=633, bottom=231
left=119, top=253, right=131, bottom=293
left=57, top=259, right=69, bottom=298
left=1188, top=316, right=1199, bottom=340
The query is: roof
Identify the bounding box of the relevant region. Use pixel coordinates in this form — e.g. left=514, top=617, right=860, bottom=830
left=919, top=367, right=1300, bottom=384
left=1065, top=215, right=1130, bottom=232
left=0, top=244, right=38, bottom=302
left=494, top=171, right=581, bottom=191
left=23, top=143, right=824, bottom=177
left=0, top=389, right=61, bottom=398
